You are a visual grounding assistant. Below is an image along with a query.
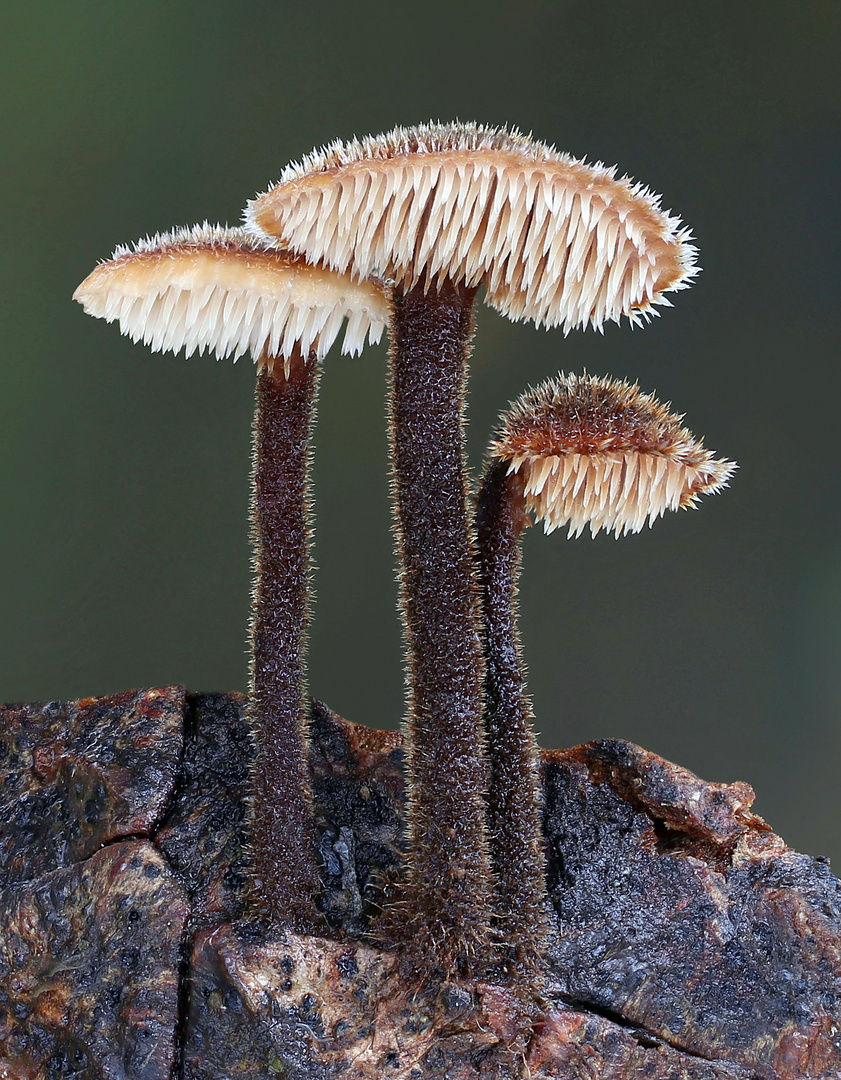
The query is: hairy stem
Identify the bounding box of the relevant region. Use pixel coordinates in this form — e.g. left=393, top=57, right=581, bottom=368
left=476, top=460, right=553, bottom=965
left=388, top=280, right=495, bottom=973
left=249, top=350, right=322, bottom=932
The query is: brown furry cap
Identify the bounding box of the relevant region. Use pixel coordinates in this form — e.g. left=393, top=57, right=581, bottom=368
left=490, top=372, right=735, bottom=537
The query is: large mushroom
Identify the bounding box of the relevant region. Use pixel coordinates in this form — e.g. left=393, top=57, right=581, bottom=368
left=476, top=371, right=736, bottom=967
left=74, top=223, right=388, bottom=932
left=246, top=122, right=699, bottom=970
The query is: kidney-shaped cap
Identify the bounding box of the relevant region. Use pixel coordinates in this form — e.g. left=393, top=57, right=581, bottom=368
left=246, top=122, right=698, bottom=333
left=73, top=223, right=389, bottom=370
left=490, top=372, right=735, bottom=537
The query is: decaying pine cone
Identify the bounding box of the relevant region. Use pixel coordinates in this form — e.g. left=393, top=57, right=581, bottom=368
left=1, top=688, right=839, bottom=1078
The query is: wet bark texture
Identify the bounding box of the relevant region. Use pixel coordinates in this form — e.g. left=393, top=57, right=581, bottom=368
left=1, top=688, right=840, bottom=1079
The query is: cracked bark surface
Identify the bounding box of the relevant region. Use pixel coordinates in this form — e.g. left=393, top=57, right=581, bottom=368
left=0, top=841, right=188, bottom=1079
left=0, top=687, right=185, bottom=887
left=0, top=688, right=839, bottom=1078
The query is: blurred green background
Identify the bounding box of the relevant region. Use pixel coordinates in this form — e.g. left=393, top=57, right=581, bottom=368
left=1, top=2, right=839, bottom=860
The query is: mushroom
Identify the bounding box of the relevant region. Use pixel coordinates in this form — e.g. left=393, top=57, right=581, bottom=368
left=245, top=122, right=699, bottom=970
left=476, top=371, right=736, bottom=966
left=73, top=223, right=388, bottom=932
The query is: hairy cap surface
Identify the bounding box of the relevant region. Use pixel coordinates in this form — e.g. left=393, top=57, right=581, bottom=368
left=247, top=122, right=698, bottom=332
left=490, top=372, right=735, bottom=537
left=74, top=224, right=388, bottom=367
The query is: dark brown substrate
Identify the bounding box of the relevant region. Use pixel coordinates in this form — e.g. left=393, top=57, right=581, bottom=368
left=1, top=689, right=839, bottom=1078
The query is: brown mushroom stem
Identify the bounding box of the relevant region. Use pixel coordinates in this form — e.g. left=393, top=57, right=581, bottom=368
left=475, top=459, right=554, bottom=965
left=249, top=347, right=323, bottom=933
left=388, top=280, right=495, bottom=971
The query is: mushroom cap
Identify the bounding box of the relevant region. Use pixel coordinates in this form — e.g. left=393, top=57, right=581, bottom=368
left=246, top=122, right=698, bottom=333
left=489, top=372, right=735, bottom=538
left=73, top=223, right=389, bottom=369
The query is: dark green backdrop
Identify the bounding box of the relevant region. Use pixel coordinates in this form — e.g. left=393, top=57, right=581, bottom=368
left=2, top=2, right=839, bottom=861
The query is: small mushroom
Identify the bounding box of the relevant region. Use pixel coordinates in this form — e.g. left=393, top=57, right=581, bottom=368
left=246, top=122, right=698, bottom=970
left=476, top=371, right=735, bottom=967
left=74, top=223, right=388, bottom=932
